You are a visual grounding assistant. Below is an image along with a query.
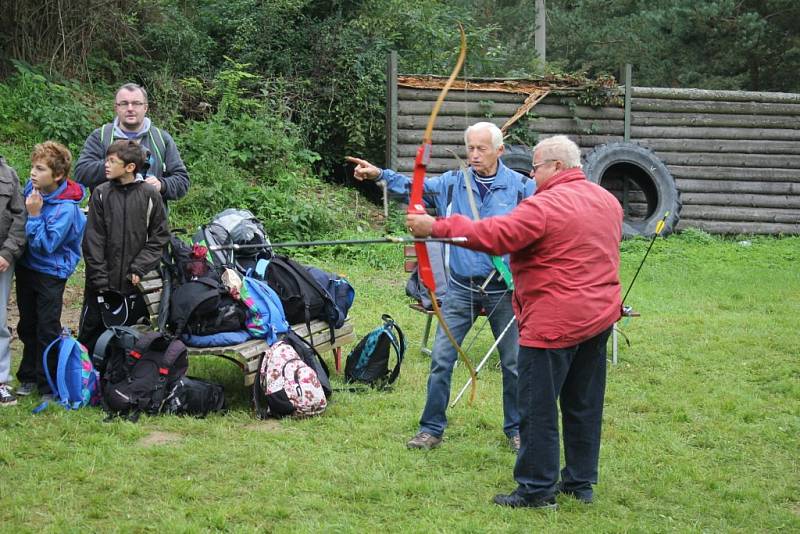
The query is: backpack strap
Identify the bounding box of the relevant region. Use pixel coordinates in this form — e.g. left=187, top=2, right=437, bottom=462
left=382, top=314, right=405, bottom=386
left=100, top=123, right=114, bottom=150
left=42, top=333, right=65, bottom=403
left=147, top=126, right=167, bottom=174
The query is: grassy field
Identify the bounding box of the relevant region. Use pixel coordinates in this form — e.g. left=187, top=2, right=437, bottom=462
left=0, top=231, right=798, bottom=532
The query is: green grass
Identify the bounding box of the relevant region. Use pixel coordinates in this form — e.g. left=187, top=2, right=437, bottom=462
left=1, top=232, right=798, bottom=532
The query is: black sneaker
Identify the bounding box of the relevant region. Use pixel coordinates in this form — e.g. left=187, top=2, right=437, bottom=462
left=15, top=382, right=36, bottom=396
left=555, top=482, right=593, bottom=504
left=493, top=491, right=557, bottom=510
left=0, top=384, right=17, bottom=406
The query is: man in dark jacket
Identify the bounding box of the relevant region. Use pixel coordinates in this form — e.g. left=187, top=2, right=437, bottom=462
left=78, top=140, right=170, bottom=353
left=0, top=156, right=27, bottom=406
left=74, top=83, right=190, bottom=203
left=407, top=135, right=623, bottom=509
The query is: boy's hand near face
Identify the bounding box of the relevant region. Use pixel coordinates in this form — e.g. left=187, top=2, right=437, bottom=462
left=26, top=188, right=43, bottom=216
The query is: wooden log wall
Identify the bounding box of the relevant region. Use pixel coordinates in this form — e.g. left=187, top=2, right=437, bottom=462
left=389, top=84, right=800, bottom=235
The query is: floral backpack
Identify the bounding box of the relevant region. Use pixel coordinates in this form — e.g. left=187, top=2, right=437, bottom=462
left=252, top=340, right=327, bottom=419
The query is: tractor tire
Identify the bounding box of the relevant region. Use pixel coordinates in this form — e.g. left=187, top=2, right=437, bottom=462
left=583, top=142, right=681, bottom=238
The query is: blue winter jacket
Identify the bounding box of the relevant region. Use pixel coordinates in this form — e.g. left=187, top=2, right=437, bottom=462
left=380, top=160, right=535, bottom=280
left=19, top=179, right=87, bottom=279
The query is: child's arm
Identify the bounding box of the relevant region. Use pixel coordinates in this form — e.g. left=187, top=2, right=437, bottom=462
left=81, top=192, right=110, bottom=291
left=25, top=191, right=76, bottom=255
left=0, top=161, right=27, bottom=269
left=128, top=192, right=170, bottom=280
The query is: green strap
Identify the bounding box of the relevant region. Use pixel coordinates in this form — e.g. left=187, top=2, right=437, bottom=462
left=462, top=167, right=515, bottom=290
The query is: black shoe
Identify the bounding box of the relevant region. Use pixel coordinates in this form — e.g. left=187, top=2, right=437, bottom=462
left=493, top=492, right=557, bottom=509
left=555, top=483, right=593, bottom=504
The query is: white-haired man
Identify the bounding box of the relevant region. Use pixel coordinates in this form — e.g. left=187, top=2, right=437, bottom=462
left=347, top=121, right=534, bottom=452
left=407, top=135, right=623, bottom=509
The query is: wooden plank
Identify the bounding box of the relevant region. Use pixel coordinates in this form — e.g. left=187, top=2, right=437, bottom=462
left=142, top=270, right=161, bottom=281
left=631, top=87, right=800, bottom=104
left=675, top=179, right=800, bottom=195
left=597, top=137, right=800, bottom=155
left=667, top=165, right=800, bottom=182
left=680, top=192, right=800, bottom=209
left=629, top=126, right=800, bottom=141
left=138, top=278, right=163, bottom=293
left=632, top=112, right=799, bottom=129
left=680, top=205, right=800, bottom=224
left=399, top=100, right=524, bottom=117
left=678, top=219, right=800, bottom=234
left=398, top=88, right=528, bottom=104
left=630, top=98, right=800, bottom=117
left=654, top=152, right=800, bottom=169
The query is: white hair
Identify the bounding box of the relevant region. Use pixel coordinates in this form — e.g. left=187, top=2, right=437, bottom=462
left=533, top=135, right=582, bottom=168
left=464, top=122, right=503, bottom=150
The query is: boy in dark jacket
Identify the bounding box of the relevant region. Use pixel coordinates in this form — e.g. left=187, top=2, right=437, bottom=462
left=0, top=156, right=26, bottom=406
left=15, top=142, right=87, bottom=398
left=78, top=140, right=169, bottom=354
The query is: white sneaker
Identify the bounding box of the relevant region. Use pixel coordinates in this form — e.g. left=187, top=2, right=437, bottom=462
left=0, top=384, right=17, bottom=406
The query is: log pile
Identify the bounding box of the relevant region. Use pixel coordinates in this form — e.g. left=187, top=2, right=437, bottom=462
left=391, top=83, right=800, bottom=235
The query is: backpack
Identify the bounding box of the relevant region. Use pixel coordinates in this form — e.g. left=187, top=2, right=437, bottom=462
left=283, top=329, right=332, bottom=400
left=345, top=314, right=405, bottom=390
left=259, top=256, right=340, bottom=346
left=42, top=329, right=101, bottom=410
left=162, top=377, right=226, bottom=417
left=239, top=273, right=289, bottom=344
left=102, top=332, right=189, bottom=420
left=193, top=209, right=270, bottom=274
left=91, top=325, right=142, bottom=377
left=305, top=266, right=355, bottom=329
left=252, top=340, right=327, bottom=419
left=168, top=277, right=247, bottom=336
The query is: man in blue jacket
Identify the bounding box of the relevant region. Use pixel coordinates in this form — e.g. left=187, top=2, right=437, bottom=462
left=74, top=83, right=189, bottom=203
left=347, top=122, right=534, bottom=451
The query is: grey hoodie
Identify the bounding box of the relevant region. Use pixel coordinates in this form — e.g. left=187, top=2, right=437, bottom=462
left=0, top=156, right=27, bottom=264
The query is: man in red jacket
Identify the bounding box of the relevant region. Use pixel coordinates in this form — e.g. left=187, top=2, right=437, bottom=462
left=407, top=135, right=623, bottom=509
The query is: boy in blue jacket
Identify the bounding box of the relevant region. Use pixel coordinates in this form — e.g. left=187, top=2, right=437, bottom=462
left=15, top=141, right=86, bottom=398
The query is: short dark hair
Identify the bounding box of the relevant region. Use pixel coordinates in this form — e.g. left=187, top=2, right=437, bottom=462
left=115, top=82, right=148, bottom=104
left=31, top=141, right=71, bottom=181
left=106, top=140, right=146, bottom=175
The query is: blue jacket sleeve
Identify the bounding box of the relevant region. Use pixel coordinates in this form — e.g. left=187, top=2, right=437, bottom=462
left=25, top=205, right=74, bottom=255
left=378, top=169, right=454, bottom=215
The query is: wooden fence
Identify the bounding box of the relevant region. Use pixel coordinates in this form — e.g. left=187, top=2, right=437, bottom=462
left=386, top=78, right=800, bottom=235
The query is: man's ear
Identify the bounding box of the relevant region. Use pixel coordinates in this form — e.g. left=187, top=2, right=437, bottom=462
left=55, top=173, right=66, bottom=183
left=497, top=144, right=505, bottom=157
left=125, top=162, right=137, bottom=174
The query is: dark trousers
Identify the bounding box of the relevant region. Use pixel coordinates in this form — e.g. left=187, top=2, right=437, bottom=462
left=15, top=266, right=67, bottom=394
left=513, top=327, right=612, bottom=500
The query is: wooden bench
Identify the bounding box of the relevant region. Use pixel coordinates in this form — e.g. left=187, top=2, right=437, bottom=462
left=137, top=271, right=356, bottom=386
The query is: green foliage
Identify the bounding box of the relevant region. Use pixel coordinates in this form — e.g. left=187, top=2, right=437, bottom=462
left=0, top=62, right=103, bottom=154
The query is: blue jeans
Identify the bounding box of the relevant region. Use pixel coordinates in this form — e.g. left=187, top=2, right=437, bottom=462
left=419, top=282, right=520, bottom=438
left=513, top=327, right=611, bottom=501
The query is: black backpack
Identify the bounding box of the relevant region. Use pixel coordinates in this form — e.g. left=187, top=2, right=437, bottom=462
left=102, top=332, right=189, bottom=421
left=91, top=326, right=142, bottom=377
left=261, top=256, right=340, bottom=345
left=168, top=277, right=247, bottom=337
left=345, top=314, right=405, bottom=390
left=162, top=377, right=226, bottom=417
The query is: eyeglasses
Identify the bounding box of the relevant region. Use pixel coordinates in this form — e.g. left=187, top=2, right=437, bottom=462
left=531, top=159, right=556, bottom=172
left=115, top=101, right=146, bottom=108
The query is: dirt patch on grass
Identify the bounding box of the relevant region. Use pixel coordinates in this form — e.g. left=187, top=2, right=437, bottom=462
left=244, top=419, right=282, bottom=432
left=138, top=431, right=183, bottom=447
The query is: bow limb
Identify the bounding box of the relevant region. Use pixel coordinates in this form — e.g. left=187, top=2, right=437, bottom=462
left=408, top=24, right=478, bottom=405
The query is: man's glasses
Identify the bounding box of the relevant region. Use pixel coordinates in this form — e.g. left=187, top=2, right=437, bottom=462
left=116, top=101, right=146, bottom=108
left=531, top=159, right=556, bottom=172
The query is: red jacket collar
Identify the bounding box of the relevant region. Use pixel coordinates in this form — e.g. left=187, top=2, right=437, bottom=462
left=535, top=167, right=587, bottom=194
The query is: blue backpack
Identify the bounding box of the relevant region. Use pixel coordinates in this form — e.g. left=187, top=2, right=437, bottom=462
left=241, top=271, right=289, bottom=345
left=344, top=314, right=405, bottom=390
left=42, top=328, right=100, bottom=410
